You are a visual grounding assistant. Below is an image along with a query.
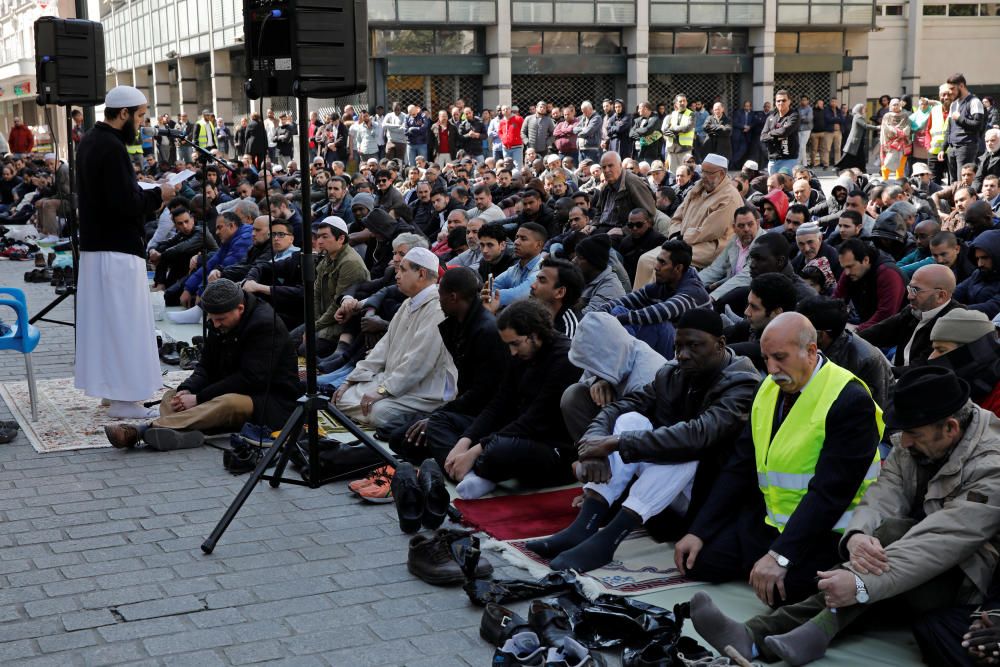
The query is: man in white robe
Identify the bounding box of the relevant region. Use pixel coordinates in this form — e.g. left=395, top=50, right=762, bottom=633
left=333, top=247, right=457, bottom=433
left=74, top=86, right=174, bottom=419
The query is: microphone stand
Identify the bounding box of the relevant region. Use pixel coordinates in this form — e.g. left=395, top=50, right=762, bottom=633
left=170, top=133, right=237, bottom=340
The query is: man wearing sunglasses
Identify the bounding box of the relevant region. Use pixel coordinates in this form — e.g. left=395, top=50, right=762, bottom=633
left=374, top=169, right=404, bottom=211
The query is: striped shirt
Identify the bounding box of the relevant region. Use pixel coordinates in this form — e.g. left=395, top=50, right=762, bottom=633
left=602, top=267, right=710, bottom=327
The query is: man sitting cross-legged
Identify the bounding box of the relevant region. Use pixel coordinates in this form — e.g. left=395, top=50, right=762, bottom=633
left=443, top=299, right=582, bottom=499
left=689, top=366, right=1000, bottom=666
left=104, top=279, right=300, bottom=450
left=388, top=267, right=508, bottom=468
left=526, top=308, right=759, bottom=572
left=333, top=247, right=458, bottom=434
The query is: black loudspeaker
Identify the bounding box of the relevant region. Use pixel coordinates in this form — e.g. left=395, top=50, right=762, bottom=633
left=244, top=0, right=368, bottom=99
left=34, top=17, right=106, bottom=106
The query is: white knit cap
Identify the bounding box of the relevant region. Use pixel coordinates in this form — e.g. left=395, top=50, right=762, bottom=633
left=703, top=153, right=729, bottom=170
left=315, top=216, right=349, bottom=235
left=403, top=247, right=439, bottom=273
left=743, top=160, right=760, bottom=172
left=104, top=85, right=147, bottom=108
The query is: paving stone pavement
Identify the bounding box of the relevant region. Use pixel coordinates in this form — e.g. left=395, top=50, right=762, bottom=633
left=0, top=256, right=529, bottom=666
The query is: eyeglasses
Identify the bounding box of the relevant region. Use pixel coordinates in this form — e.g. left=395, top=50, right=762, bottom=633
left=378, top=178, right=390, bottom=183
left=906, top=285, right=939, bottom=295
left=271, top=232, right=292, bottom=238
left=626, top=222, right=647, bottom=229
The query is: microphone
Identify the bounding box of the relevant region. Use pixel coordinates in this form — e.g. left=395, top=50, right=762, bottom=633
left=155, top=128, right=188, bottom=139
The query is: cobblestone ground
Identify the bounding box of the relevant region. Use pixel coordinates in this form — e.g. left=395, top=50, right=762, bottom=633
left=0, top=256, right=522, bottom=666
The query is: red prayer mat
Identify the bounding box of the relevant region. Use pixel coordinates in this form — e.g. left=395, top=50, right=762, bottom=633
left=454, top=487, right=582, bottom=540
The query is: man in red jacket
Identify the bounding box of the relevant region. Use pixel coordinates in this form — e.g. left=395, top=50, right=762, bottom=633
left=833, top=238, right=906, bottom=331
left=498, top=105, right=524, bottom=165
left=8, top=117, right=34, bottom=155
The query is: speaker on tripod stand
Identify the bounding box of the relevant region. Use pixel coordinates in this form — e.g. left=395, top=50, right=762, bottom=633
left=202, top=0, right=388, bottom=554
left=29, top=17, right=106, bottom=328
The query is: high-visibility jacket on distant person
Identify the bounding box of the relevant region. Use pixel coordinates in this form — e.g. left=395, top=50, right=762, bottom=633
left=126, top=129, right=143, bottom=156
left=664, top=108, right=695, bottom=150
left=196, top=119, right=217, bottom=149
left=929, top=104, right=949, bottom=157
left=751, top=360, right=883, bottom=534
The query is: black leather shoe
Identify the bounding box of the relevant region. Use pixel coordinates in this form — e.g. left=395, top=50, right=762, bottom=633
left=407, top=533, right=466, bottom=585
left=528, top=599, right=574, bottom=648
left=481, top=603, right=531, bottom=647
left=419, top=458, right=449, bottom=529
left=390, top=462, right=423, bottom=534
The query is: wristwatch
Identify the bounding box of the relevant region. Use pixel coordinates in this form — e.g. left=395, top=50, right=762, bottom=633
left=767, top=549, right=790, bottom=568
left=376, top=385, right=390, bottom=396
left=854, top=573, right=870, bottom=604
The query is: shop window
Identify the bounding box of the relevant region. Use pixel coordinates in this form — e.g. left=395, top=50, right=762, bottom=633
left=649, top=31, right=674, bottom=54
left=709, top=31, right=748, bottom=54
left=673, top=31, right=708, bottom=54
left=775, top=32, right=798, bottom=53
left=581, top=31, right=622, bottom=54
left=511, top=31, right=543, bottom=55
left=948, top=3, right=978, bottom=14
left=923, top=4, right=946, bottom=14
left=542, top=31, right=578, bottom=54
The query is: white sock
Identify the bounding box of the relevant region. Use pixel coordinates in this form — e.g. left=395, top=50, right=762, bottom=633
left=456, top=472, right=496, bottom=500
left=167, top=305, right=203, bottom=324
left=106, top=400, right=158, bottom=419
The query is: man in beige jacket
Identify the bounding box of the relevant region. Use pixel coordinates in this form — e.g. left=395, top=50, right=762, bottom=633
left=634, top=154, right=742, bottom=287
left=687, top=366, right=1000, bottom=665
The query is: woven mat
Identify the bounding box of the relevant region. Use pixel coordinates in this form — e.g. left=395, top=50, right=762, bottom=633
left=0, top=371, right=190, bottom=453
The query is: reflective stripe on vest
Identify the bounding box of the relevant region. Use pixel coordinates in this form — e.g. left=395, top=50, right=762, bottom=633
left=751, top=360, right=883, bottom=534
left=127, top=129, right=143, bottom=155
left=669, top=109, right=695, bottom=148
left=196, top=119, right=216, bottom=149
left=929, top=105, right=949, bottom=156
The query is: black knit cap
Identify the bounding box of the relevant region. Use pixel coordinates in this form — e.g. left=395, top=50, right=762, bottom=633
left=201, top=279, right=244, bottom=314
left=576, top=234, right=611, bottom=271
left=676, top=307, right=724, bottom=337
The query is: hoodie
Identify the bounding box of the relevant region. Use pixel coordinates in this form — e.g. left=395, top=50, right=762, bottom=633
left=568, top=312, right=666, bottom=397
left=811, top=175, right=853, bottom=231
left=761, top=189, right=788, bottom=229
left=362, top=208, right=419, bottom=275
left=956, top=230, right=1000, bottom=318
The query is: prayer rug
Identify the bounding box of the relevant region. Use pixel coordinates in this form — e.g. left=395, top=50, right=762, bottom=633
left=0, top=371, right=190, bottom=453
left=456, top=488, right=698, bottom=597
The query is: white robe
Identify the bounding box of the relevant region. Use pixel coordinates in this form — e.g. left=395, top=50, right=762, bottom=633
left=74, top=251, right=162, bottom=401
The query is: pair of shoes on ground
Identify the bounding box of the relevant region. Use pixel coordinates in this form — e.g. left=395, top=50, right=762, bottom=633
left=23, top=267, right=51, bottom=282
left=348, top=459, right=450, bottom=533
left=485, top=601, right=607, bottom=666
left=493, top=631, right=606, bottom=667
left=0, top=419, right=20, bottom=444
left=407, top=527, right=493, bottom=585
left=159, top=340, right=192, bottom=366
left=104, top=423, right=204, bottom=451
left=223, top=426, right=276, bottom=474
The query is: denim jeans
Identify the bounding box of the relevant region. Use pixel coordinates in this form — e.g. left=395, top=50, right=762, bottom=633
left=406, top=144, right=428, bottom=166
left=502, top=145, right=523, bottom=164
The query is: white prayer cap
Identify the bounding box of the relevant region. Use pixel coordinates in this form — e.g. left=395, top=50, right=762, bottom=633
left=313, top=216, right=349, bottom=235
left=403, top=247, right=439, bottom=274
left=43, top=153, right=56, bottom=161
left=104, top=85, right=147, bottom=108
left=545, top=154, right=561, bottom=164
left=702, top=153, right=729, bottom=170
left=743, top=160, right=760, bottom=172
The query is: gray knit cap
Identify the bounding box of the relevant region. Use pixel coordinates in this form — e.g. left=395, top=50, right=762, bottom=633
left=795, top=222, right=822, bottom=237
left=930, top=309, right=995, bottom=345
left=351, top=192, right=376, bottom=213
left=201, top=279, right=244, bottom=314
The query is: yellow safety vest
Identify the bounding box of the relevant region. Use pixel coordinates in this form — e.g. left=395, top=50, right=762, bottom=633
left=196, top=118, right=217, bottom=149
left=667, top=109, right=695, bottom=148
left=929, top=105, right=949, bottom=156
left=751, top=360, right=883, bottom=534
left=127, top=129, right=144, bottom=156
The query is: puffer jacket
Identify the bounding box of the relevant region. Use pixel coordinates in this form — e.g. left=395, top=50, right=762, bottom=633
left=584, top=349, right=760, bottom=516
left=956, top=230, right=1000, bottom=318
left=568, top=312, right=666, bottom=396
left=822, top=331, right=894, bottom=410
left=845, top=405, right=1000, bottom=606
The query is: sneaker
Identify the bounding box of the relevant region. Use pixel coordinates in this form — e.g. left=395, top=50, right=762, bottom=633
left=493, top=631, right=547, bottom=666
left=356, top=473, right=394, bottom=503
left=545, top=637, right=607, bottom=667
left=348, top=465, right=394, bottom=494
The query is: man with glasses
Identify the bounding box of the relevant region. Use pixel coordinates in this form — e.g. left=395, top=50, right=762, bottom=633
left=618, top=208, right=666, bottom=284
left=374, top=169, right=404, bottom=211
left=760, top=89, right=800, bottom=175
left=857, top=264, right=959, bottom=370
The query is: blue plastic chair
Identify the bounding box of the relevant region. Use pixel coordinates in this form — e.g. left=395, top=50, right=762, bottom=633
left=0, top=287, right=41, bottom=421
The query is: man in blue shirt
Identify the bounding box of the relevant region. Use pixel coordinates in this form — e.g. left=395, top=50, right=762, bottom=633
left=482, top=222, right=547, bottom=312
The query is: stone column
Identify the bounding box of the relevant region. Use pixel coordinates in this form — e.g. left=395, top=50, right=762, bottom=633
left=211, top=49, right=234, bottom=122
left=133, top=67, right=152, bottom=108
left=624, top=3, right=649, bottom=109
left=177, top=56, right=199, bottom=119
left=901, top=0, right=923, bottom=96
left=749, top=0, right=776, bottom=109
left=844, top=31, right=869, bottom=108
left=153, top=61, right=172, bottom=118
left=483, top=0, right=512, bottom=109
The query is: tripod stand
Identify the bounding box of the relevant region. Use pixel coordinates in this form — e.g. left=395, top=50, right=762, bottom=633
left=31, top=107, right=80, bottom=328
left=202, top=94, right=397, bottom=554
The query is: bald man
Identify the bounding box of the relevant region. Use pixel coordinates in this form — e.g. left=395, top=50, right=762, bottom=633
left=859, top=263, right=963, bottom=370
left=675, top=312, right=883, bottom=606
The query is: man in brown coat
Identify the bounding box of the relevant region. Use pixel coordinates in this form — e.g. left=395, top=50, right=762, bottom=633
left=687, top=366, right=1000, bottom=665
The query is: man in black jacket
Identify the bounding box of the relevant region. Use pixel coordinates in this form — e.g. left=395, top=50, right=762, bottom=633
left=150, top=204, right=218, bottom=294
left=858, top=263, right=961, bottom=371
left=443, top=299, right=581, bottom=499
left=527, top=309, right=760, bottom=572
left=388, top=268, right=507, bottom=467
left=760, top=90, right=800, bottom=175
left=104, top=280, right=300, bottom=450
left=75, top=85, right=176, bottom=420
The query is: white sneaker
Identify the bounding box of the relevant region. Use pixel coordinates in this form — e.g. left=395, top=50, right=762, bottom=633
left=167, top=305, right=203, bottom=324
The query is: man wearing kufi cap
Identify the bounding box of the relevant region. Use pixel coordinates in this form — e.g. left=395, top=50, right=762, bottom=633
left=75, top=86, right=178, bottom=419
left=103, top=279, right=300, bottom=450
left=690, top=365, right=1000, bottom=667
left=526, top=308, right=760, bottom=572
left=634, top=152, right=743, bottom=287
left=333, top=247, right=458, bottom=432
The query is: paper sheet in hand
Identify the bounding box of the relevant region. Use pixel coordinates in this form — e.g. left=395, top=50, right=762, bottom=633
left=168, top=169, right=196, bottom=186
left=137, top=181, right=158, bottom=190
